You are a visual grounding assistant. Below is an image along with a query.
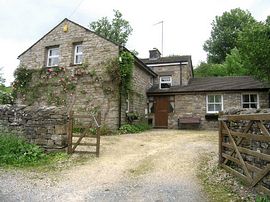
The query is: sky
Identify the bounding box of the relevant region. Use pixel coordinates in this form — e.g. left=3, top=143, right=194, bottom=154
left=0, top=0, right=270, bottom=85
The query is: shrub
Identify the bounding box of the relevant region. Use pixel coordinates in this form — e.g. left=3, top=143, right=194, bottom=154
left=0, top=133, right=45, bottom=166
left=119, top=122, right=151, bottom=134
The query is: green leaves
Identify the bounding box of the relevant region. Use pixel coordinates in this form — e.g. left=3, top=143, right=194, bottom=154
left=119, top=51, right=134, bottom=95
left=204, top=8, right=255, bottom=63
left=0, top=134, right=45, bottom=166
left=89, top=10, right=133, bottom=46
left=238, top=21, right=270, bottom=82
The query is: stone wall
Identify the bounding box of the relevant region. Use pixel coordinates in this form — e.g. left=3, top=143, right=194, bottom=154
left=19, top=19, right=119, bottom=70
left=167, top=91, right=269, bottom=130
left=0, top=105, right=68, bottom=150
left=17, top=19, right=154, bottom=129
left=152, top=64, right=192, bottom=87
left=220, top=108, right=270, bottom=190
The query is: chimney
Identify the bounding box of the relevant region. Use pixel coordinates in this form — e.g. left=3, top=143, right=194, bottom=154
left=149, top=48, right=161, bottom=60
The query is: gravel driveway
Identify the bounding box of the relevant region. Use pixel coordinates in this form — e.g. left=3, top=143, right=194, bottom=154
left=0, top=130, right=218, bottom=202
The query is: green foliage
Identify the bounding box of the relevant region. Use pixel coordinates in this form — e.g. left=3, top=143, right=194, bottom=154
left=119, top=51, right=134, bottom=95
left=104, top=51, right=134, bottom=96
left=0, top=84, right=13, bottom=104
left=194, top=62, right=227, bottom=77
left=119, top=122, right=151, bottom=134
left=0, top=133, right=45, bottom=166
left=256, top=195, right=270, bottom=202
left=89, top=10, right=133, bottom=46
left=204, top=8, right=255, bottom=63
left=12, top=67, right=34, bottom=99
left=195, top=48, right=248, bottom=77
left=222, top=48, right=247, bottom=76
left=238, top=21, right=270, bottom=82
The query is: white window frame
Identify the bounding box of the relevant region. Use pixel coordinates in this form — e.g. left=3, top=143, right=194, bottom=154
left=241, top=93, right=259, bottom=109
left=47, top=47, right=59, bottom=67
left=159, top=76, right=172, bottom=89
left=206, top=94, right=223, bottom=113
left=74, top=44, right=83, bottom=64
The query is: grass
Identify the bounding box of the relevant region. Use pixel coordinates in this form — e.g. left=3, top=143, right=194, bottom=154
left=128, top=157, right=154, bottom=177
left=197, top=153, right=245, bottom=202
left=0, top=133, right=93, bottom=171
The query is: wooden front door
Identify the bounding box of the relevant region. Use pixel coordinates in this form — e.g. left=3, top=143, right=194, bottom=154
left=154, top=96, right=169, bottom=128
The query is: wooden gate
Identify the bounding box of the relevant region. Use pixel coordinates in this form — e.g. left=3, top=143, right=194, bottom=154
left=219, top=114, right=270, bottom=195
left=67, top=111, right=101, bottom=157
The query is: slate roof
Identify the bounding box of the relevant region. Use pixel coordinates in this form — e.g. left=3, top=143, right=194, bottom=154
left=147, top=76, right=269, bottom=94
left=141, top=55, right=192, bottom=65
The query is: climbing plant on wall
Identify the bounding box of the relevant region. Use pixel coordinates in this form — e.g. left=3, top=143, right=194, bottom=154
left=119, top=51, right=134, bottom=96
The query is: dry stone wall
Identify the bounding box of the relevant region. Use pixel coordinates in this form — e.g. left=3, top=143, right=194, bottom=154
left=220, top=108, right=270, bottom=188
left=0, top=105, right=68, bottom=150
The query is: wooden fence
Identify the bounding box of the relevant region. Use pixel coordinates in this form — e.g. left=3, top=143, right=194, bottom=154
left=67, top=111, right=101, bottom=157
left=219, top=113, right=270, bottom=195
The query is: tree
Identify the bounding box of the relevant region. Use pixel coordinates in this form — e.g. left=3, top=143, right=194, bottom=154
left=203, top=8, right=255, bottom=63
left=0, top=67, right=13, bottom=104
left=238, top=21, right=270, bottom=82
left=194, top=62, right=227, bottom=77
left=194, top=48, right=247, bottom=77
left=89, top=10, right=133, bottom=46
left=222, top=48, right=247, bottom=76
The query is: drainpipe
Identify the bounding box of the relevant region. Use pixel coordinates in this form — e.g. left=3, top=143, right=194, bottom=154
left=118, top=82, right=122, bottom=129
left=180, top=63, right=182, bottom=86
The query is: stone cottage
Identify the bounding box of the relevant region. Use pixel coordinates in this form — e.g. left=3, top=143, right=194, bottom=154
left=142, top=49, right=270, bottom=129
left=17, top=18, right=156, bottom=130
left=17, top=19, right=270, bottom=130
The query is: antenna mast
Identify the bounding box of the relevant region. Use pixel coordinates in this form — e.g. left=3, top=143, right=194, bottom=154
left=154, top=21, right=164, bottom=55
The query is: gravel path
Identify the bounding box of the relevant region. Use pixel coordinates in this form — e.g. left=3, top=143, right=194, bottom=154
left=0, top=130, right=218, bottom=202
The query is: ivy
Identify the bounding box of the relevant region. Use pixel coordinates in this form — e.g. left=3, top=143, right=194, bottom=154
left=119, top=51, right=134, bottom=96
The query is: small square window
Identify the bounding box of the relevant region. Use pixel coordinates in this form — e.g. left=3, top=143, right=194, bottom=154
left=74, top=44, right=83, bottom=64
left=47, top=47, right=59, bottom=67
left=242, top=94, right=258, bottom=109
left=207, top=95, right=223, bottom=113
left=160, top=76, right=172, bottom=89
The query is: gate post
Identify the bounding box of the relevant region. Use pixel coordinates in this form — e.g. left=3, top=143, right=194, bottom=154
left=67, top=111, right=74, bottom=154
left=218, top=118, right=224, bottom=165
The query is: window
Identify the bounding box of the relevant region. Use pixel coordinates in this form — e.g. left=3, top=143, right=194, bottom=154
left=47, top=47, right=59, bottom=67
left=74, top=44, right=83, bottom=64
left=207, top=95, right=223, bottom=113
left=242, top=94, right=258, bottom=108
left=160, top=76, right=172, bottom=89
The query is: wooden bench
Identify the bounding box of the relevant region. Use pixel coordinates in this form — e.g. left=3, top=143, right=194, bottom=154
left=178, top=117, right=201, bottom=129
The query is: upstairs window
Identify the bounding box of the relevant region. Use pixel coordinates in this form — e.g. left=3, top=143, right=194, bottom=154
left=207, top=95, right=223, bottom=113
left=74, top=44, right=83, bottom=64
left=242, top=94, right=258, bottom=108
left=47, top=47, right=59, bottom=67
left=160, top=76, right=172, bottom=89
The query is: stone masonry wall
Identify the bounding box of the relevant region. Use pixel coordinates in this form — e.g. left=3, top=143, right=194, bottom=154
left=0, top=105, right=68, bottom=150
left=152, top=64, right=192, bottom=87
left=18, top=19, right=120, bottom=129
left=220, top=108, right=270, bottom=189
left=19, top=19, right=119, bottom=70
left=131, top=64, right=153, bottom=117
left=168, top=91, right=269, bottom=130
left=17, top=19, right=154, bottom=129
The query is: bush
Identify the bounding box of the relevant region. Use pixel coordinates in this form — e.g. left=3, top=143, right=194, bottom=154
left=0, top=133, right=45, bottom=166
left=119, top=122, right=151, bottom=134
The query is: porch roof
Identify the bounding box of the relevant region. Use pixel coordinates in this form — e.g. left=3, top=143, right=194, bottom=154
left=147, top=76, right=270, bottom=95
